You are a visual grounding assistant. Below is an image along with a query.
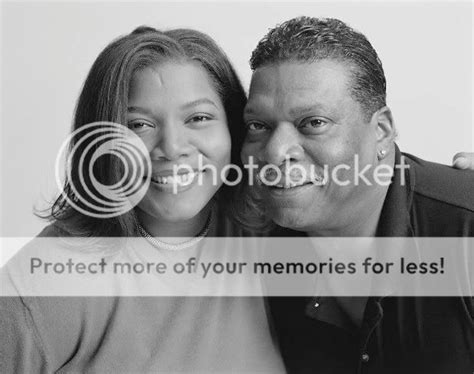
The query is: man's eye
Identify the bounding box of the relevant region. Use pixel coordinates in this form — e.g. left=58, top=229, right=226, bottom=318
left=246, top=122, right=268, bottom=132
left=300, top=118, right=327, bottom=128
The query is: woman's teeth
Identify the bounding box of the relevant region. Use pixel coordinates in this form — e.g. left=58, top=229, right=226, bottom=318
left=151, top=171, right=201, bottom=185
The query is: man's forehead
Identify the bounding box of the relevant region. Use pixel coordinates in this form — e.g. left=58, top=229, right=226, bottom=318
left=244, top=93, right=332, bottom=117
left=246, top=60, right=350, bottom=115
left=251, top=60, right=350, bottom=87
left=248, top=61, right=350, bottom=100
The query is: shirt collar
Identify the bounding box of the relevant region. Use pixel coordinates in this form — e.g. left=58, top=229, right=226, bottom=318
left=376, top=144, right=415, bottom=237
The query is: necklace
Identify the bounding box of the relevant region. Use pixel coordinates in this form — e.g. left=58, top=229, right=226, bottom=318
left=137, top=211, right=213, bottom=251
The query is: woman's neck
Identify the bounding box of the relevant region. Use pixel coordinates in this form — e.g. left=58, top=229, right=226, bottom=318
left=137, top=204, right=212, bottom=239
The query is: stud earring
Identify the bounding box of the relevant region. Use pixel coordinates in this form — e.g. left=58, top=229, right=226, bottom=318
left=377, top=149, right=387, bottom=160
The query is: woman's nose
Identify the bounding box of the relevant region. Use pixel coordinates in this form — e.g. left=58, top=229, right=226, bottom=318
left=150, top=123, right=192, bottom=161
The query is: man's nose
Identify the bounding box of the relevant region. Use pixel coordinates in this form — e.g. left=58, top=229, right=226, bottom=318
left=260, top=122, right=304, bottom=165
left=151, top=123, right=191, bottom=161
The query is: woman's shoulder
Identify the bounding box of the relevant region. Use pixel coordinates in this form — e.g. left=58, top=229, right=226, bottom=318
left=1, top=222, right=111, bottom=299
left=37, top=222, right=77, bottom=237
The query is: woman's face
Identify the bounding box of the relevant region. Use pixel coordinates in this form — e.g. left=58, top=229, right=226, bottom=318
left=127, top=61, right=231, bottom=223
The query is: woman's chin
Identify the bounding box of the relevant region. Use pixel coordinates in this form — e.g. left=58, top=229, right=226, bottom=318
left=136, top=201, right=206, bottom=224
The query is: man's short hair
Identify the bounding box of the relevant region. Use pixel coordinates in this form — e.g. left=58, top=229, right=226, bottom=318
left=250, top=17, right=387, bottom=118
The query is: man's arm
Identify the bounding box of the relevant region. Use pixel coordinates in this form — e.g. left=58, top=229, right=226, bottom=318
left=452, top=152, right=474, bottom=169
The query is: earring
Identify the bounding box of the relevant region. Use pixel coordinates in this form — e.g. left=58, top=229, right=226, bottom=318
left=377, top=149, right=387, bottom=160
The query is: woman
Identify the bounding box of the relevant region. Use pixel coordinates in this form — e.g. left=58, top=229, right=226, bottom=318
left=0, top=26, right=284, bottom=373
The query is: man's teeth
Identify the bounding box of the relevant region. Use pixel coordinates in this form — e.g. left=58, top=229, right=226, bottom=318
left=257, top=176, right=326, bottom=188
left=151, top=172, right=201, bottom=185
left=311, top=174, right=327, bottom=185
left=274, top=180, right=307, bottom=188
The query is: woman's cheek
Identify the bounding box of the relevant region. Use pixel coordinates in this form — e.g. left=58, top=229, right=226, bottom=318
left=206, top=125, right=232, bottom=167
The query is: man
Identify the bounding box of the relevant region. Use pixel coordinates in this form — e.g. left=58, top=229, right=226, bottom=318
left=241, top=17, right=473, bottom=373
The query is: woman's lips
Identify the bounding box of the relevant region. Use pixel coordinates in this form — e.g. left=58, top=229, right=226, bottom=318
left=150, top=170, right=202, bottom=186
left=145, top=170, right=206, bottom=193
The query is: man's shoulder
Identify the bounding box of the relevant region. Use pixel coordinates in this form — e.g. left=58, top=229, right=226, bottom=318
left=402, top=152, right=474, bottom=213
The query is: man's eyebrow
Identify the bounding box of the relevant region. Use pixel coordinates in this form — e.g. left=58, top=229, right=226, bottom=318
left=289, top=103, right=328, bottom=117
left=180, top=98, right=218, bottom=111
left=243, top=106, right=259, bottom=116
left=243, top=104, right=330, bottom=121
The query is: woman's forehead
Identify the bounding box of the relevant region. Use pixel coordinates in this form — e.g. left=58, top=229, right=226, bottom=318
left=128, top=63, right=223, bottom=109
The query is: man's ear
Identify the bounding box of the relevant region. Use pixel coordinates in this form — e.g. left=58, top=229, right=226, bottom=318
left=371, top=106, right=396, bottom=156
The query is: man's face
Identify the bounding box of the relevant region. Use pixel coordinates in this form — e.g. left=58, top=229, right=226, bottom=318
left=241, top=60, right=379, bottom=233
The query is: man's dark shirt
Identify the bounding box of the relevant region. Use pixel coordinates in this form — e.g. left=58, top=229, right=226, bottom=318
left=268, top=146, right=474, bottom=373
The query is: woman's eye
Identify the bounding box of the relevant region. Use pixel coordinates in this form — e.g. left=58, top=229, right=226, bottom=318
left=246, top=122, right=268, bottom=132
left=128, top=121, right=154, bottom=130
left=188, top=114, right=212, bottom=123
left=185, top=113, right=213, bottom=126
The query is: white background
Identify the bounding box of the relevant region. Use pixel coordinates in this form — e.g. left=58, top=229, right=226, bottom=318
left=1, top=1, right=472, bottom=238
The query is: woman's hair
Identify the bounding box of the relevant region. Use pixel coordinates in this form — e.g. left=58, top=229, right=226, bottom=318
left=42, top=26, right=247, bottom=237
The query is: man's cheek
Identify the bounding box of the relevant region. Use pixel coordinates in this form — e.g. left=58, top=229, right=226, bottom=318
left=241, top=145, right=258, bottom=164
left=318, top=149, right=357, bottom=186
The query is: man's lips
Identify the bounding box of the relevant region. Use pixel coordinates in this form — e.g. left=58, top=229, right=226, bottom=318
left=266, top=182, right=315, bottom=197
left=267, top=180, right=313, bottom=189
left=256, top=170, right=326, bottom=189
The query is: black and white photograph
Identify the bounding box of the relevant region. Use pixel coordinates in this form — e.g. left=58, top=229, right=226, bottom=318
left=1, top=1, right=473, bottom=373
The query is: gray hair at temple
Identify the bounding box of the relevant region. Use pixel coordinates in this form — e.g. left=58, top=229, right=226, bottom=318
left=250, top=17, right=387, bottom=119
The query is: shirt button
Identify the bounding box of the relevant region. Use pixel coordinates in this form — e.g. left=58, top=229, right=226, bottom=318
left=361, top=353, right=370, bottom=363
left=314, top=302, right=320, bottom=308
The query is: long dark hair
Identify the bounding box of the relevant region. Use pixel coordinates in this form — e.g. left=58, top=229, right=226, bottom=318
left=43, top=26, right=247, bottom=237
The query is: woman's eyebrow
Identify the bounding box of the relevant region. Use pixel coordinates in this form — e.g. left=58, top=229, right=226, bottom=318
left=127, top=106, right=154, bottom=116
left=127, top=98, right=218, bottom=116
left=180, top=98, right=218, bottom=110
